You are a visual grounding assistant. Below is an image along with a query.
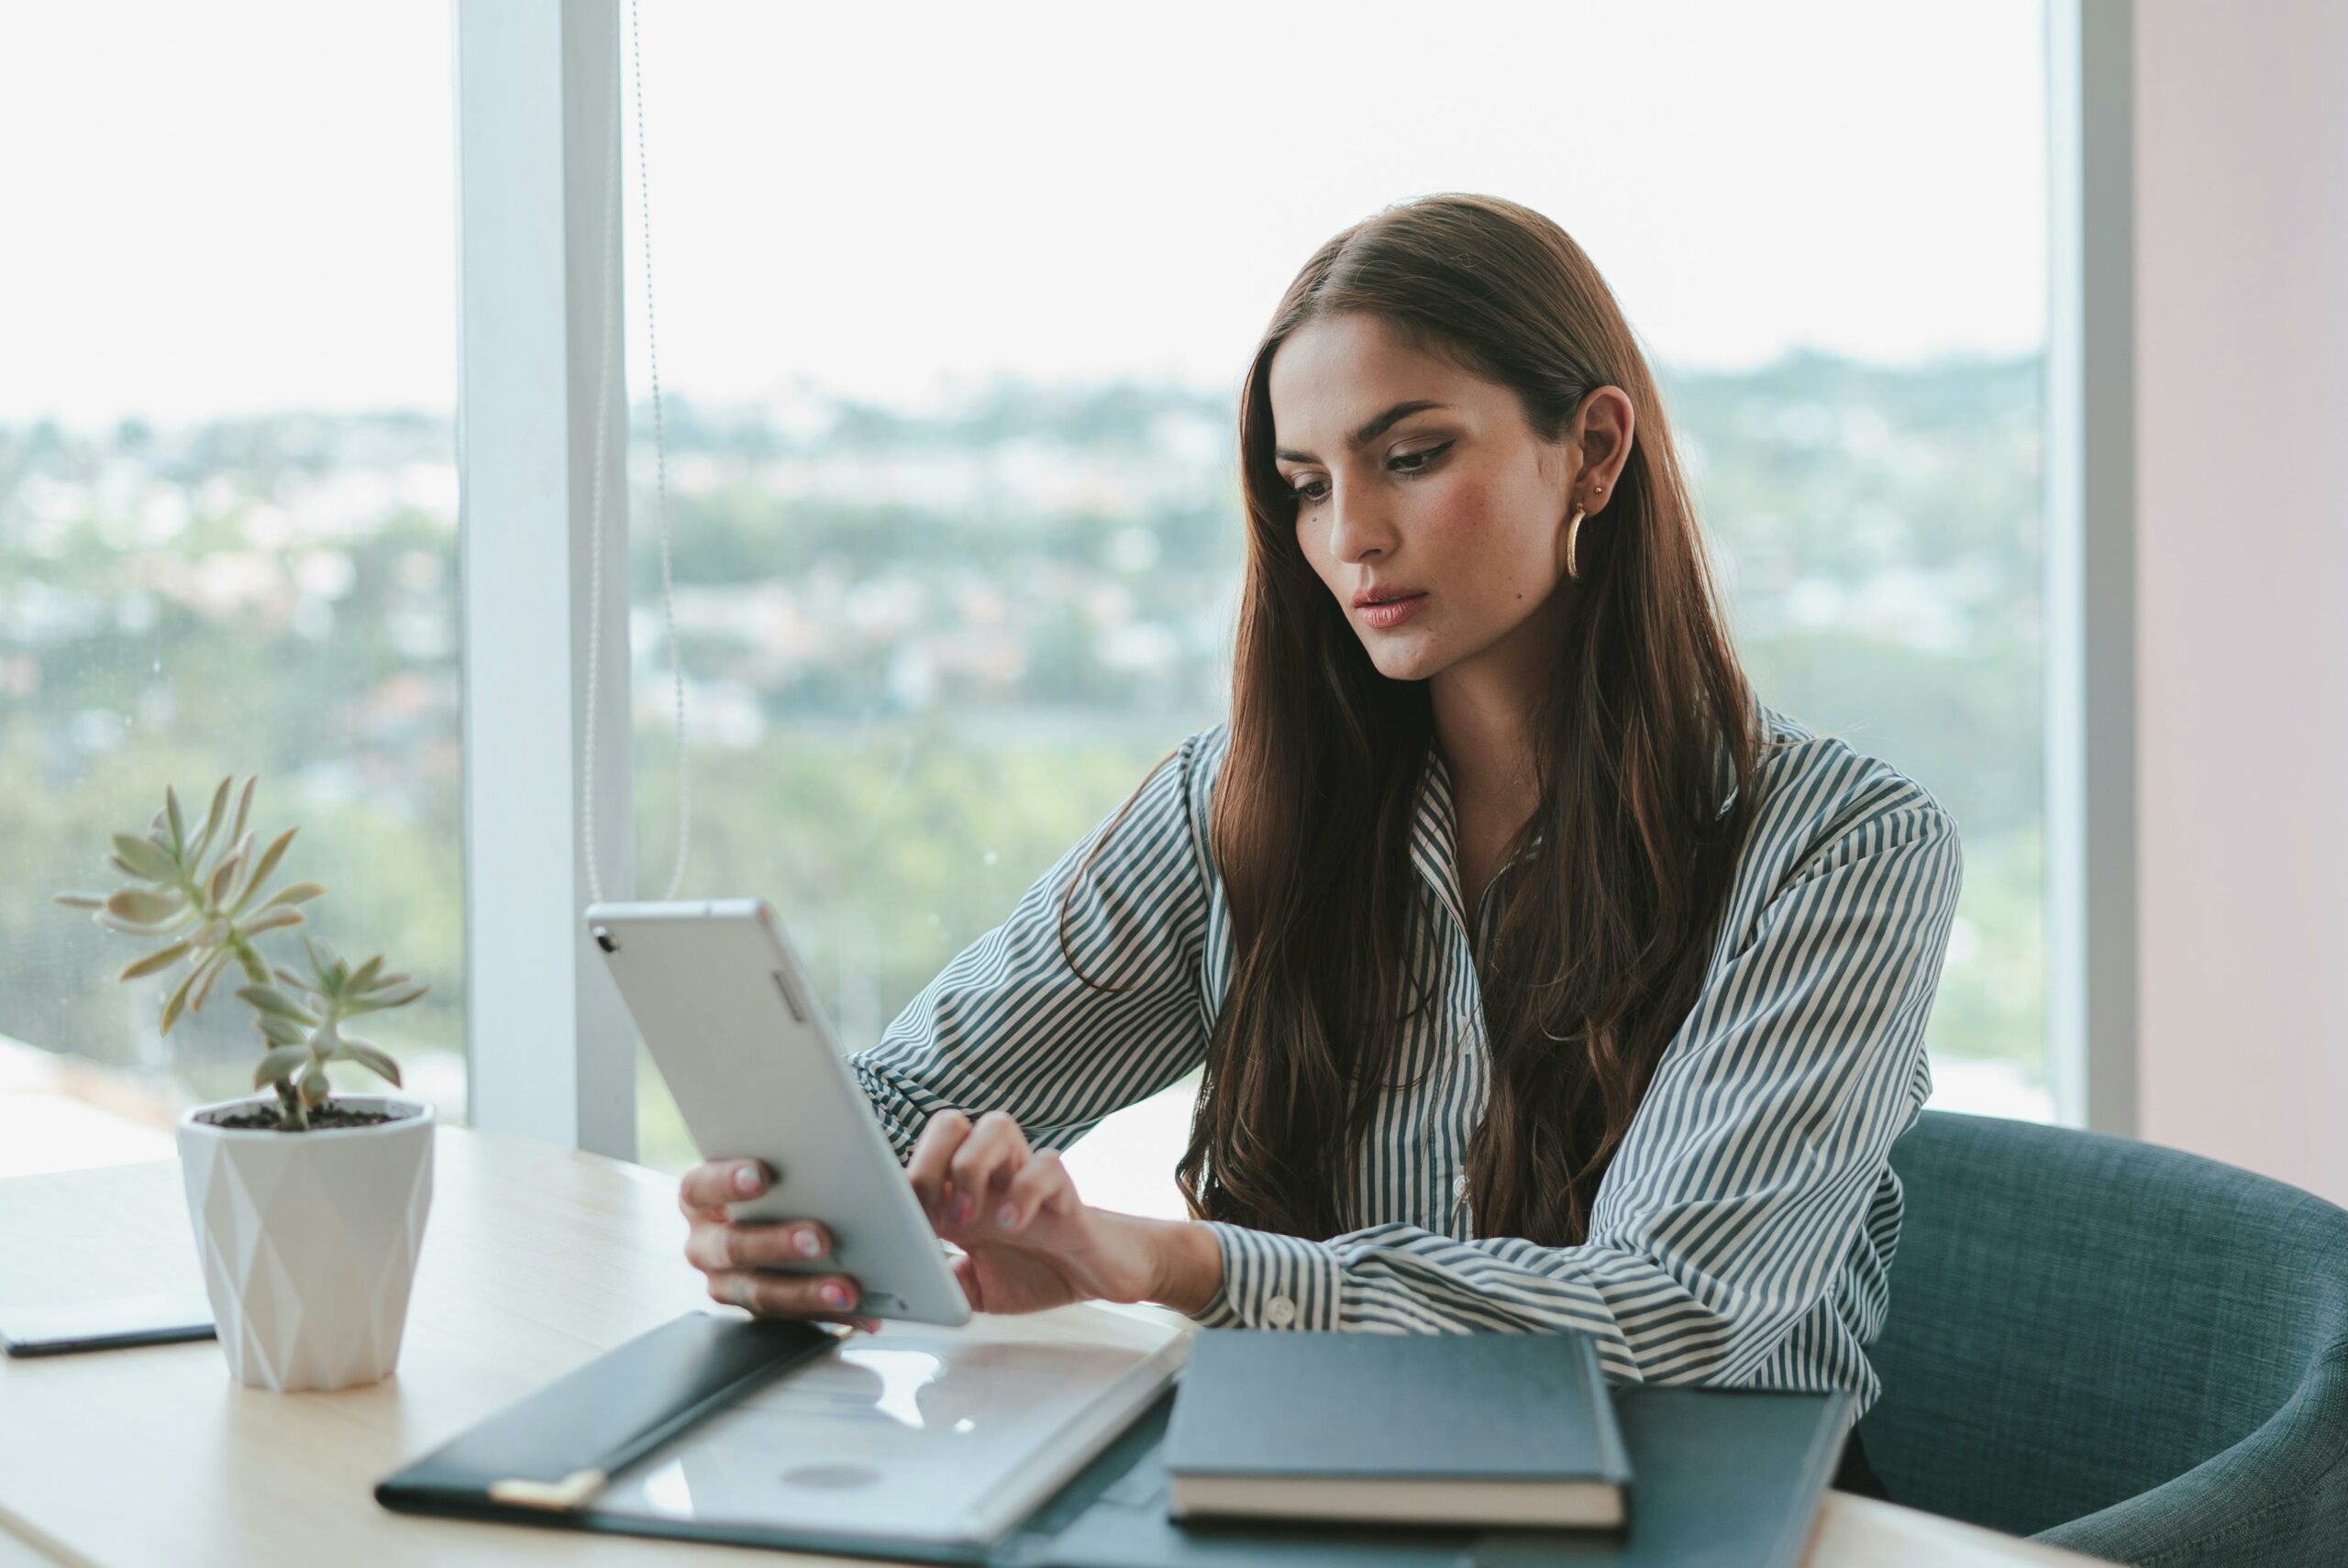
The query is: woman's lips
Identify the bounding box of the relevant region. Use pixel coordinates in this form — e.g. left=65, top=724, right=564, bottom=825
left=1357, top=591, right=1428, bottom=630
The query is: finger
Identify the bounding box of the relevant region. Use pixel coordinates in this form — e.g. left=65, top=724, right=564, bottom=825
left=994, top=1148, right=1074, bottom=1231
left=950, top=1251, right=984, bottom=1313
left=946, top=1111, right=1029, bottom=1225
left=679, top=1157, right=770, bottom=1214
left=684, top=1217, right=833, bottom=1273
left=705, top=1268, right=862, bottom=1318
left=905, top=1109, right=973, bottom=1220
left=681, top=1194, right=738, bottom=1226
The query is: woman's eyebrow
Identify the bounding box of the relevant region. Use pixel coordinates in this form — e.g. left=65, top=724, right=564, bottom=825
left=1275, top=400, right=1452, bottom=464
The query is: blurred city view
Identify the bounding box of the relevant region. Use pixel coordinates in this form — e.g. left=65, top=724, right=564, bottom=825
left=0, top=348, right=2046, bottom=1179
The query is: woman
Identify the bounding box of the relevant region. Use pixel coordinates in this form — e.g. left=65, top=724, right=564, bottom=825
left=677, top=193, right=1960, bottom=1501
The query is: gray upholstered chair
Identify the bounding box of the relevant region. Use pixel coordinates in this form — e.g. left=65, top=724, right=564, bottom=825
left=1857, top=1109, right=2348, bottom=1566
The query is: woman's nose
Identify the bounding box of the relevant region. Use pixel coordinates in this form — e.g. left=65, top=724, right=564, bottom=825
left=1325, top=492, right=1394, bottom=563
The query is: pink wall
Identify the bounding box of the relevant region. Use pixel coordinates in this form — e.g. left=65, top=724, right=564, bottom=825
left=2133, top=0, right=2348, bottom=1204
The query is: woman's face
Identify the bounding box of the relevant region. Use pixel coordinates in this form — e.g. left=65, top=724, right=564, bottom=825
left=1268, top=311, right=1631, bottom=686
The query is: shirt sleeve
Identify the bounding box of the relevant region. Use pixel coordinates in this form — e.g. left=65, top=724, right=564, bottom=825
left=1182, top=769, right=1965, bottom=1396
left=847, top=728, right=1220, bottom=1164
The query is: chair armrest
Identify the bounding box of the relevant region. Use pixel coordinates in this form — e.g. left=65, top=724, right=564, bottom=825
left=2034, top=1337, right=2348, bottom=1567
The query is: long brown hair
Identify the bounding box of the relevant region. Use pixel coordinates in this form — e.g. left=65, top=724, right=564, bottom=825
left=1062, top=193, right=1762, bottom=1249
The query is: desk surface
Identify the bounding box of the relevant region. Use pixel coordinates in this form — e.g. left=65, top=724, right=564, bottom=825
left=0, top=1128, right=2105, bottom=1568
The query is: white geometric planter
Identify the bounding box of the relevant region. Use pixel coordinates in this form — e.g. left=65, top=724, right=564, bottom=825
left=175, top=1093, right=435, bottom=1392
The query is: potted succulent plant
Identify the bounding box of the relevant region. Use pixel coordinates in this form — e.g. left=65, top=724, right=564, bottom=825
left=53, top=774, right=437, bottom=1392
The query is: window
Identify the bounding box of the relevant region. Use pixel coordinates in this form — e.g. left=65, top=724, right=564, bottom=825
left=0, top=4, right=464, bottom=1177
left=615, top=0, right=2054, bottom=1211
left=0, top=3, right=2051, bottom=1187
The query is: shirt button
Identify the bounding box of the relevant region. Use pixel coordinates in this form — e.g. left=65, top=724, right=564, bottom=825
left=1451, top=1173, right=1468, bottom=1197
left=1264, top=1294, right=1297, bottom=1328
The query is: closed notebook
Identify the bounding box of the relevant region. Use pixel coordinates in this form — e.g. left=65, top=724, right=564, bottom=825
left=1159, top=1328, right=1632, bottom=1529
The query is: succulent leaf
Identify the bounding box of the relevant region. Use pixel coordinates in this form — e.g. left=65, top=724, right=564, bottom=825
left=228, top=827, right=295, bottom=914
left=188, top=777, right=231, bottom=872
left=118, top=943, right=191, bottom=981
left=257, top=1012, right=306, bottom=1046
left=164, top=786, right=184, bottom=850
left=345, top=980, right=429, bottom=1014
left=332, top=1040, right=403, bottom=1088
left=161, top=965, right=200, bottom=1034
left=94, top=909, right=191, bottom=938
left=252, top=1045, right=309, bottom=1088
left=206, top=852, right=243, bottom=906
left=189, top=948, right=231, bottom=1012
left=252, top=881, right=325, bottom=916
left=227, top=776, right=257, bottom=855
left=240, top=909, right=305, bottom=937
left=109, top=834, right=174, bottom=880
left=104, top=888, right=185, bottom=923
left=235, top=984, right=316, bottom=1024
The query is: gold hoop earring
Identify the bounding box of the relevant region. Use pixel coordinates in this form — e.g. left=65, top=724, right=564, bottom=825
left=1567, top=480, right=1609, bottom=579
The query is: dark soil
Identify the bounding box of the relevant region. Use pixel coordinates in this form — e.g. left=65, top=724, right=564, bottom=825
left=207, top=1104, right=403, bottom=1132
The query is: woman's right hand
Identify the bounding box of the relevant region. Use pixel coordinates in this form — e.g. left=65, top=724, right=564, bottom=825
left=680, top=1157, right=881, bottom=1332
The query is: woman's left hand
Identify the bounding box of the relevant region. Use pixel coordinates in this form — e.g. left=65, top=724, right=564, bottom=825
left=904, top=1108, right=1167, bottom=1315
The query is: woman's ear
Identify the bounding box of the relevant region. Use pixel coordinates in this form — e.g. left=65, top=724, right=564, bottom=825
left=1573, top=389, right=1636, bottom=510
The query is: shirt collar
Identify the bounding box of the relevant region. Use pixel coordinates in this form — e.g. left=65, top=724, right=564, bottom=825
left=1410, top=744, right=1471, bottom=936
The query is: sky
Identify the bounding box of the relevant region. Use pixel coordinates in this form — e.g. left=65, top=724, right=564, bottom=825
left=0, top=0, right=2046, bottom=429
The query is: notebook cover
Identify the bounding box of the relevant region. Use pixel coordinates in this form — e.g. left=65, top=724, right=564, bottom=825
left=1159, top=1329, right=1631, bottom=1489
left=1029, top=1386, right=1853, bottom=1568
left=374, top=1310, right=836, bottom=1514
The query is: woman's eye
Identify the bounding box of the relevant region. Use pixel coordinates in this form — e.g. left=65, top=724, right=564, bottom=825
left=1288, top=440, right=1452, bottom=504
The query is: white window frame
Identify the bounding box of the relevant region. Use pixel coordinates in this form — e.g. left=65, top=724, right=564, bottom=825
left=2043, top=0, right=2136, bottom=1135
left=453, top=0, right=637, bottom=1158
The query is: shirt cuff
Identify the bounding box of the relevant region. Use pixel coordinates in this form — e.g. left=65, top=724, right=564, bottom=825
left=849, top=1059, right=927, bottom=1165
left=1184, top=1220, right=1345, bottom=1331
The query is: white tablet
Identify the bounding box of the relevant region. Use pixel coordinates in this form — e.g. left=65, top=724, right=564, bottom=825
left=585, top=898, right=972, bottom=1327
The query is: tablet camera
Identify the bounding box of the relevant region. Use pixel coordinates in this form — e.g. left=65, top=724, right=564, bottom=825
left=593, top=926, right=618, bottom=954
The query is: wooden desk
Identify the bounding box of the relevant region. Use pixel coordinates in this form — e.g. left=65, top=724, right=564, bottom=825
left=0, top=1129, right=2105, bottom=1568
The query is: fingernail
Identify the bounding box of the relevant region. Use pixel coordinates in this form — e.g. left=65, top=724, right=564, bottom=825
left=794, top=1228, right=824, bottom=1257
left=950, top=1192, right=973, bottom=1223
left=995, top=1203, right=1016, bottom=1229
left=821, top=1283, right=850, bottom=1309
left=736, top=1165, right=763, bottom=1196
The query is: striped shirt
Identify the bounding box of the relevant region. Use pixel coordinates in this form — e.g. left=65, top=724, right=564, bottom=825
left=848, top=696, right=1964, bottom=1428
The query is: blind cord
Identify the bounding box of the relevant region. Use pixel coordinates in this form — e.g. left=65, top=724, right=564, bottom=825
left=582, top=0, right=689, bottom=907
